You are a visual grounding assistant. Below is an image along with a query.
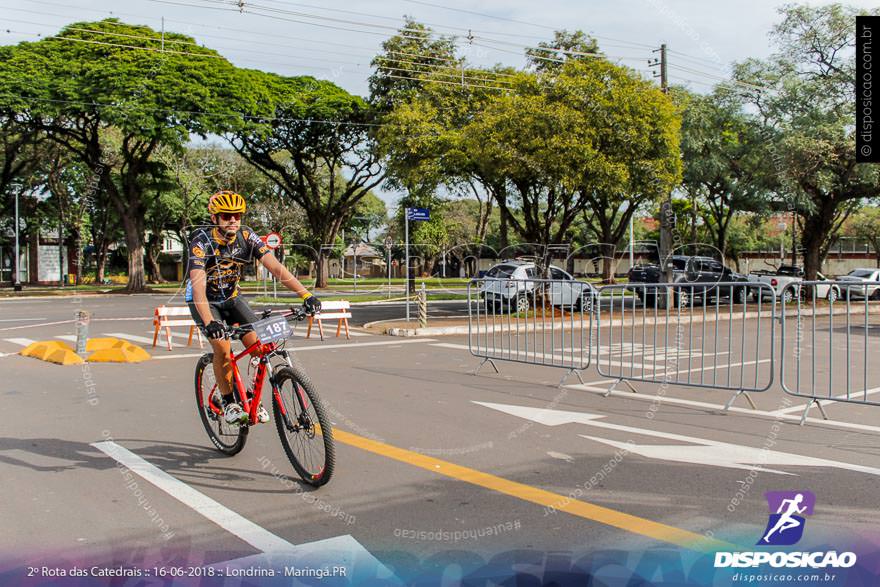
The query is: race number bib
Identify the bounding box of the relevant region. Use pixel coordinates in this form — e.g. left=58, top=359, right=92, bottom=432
left=251, top=315, right=292, bottom=344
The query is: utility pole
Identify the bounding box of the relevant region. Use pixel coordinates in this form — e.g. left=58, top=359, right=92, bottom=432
left=651, top=44, right=673, bottom=300
left=650, top=44, right=669, bottom=94
left=161, top=17, right=165, bottom=51
left=13, top=190, right=21, bottom=291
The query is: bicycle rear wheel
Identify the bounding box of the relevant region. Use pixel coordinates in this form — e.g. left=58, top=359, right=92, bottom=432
left=194, top=353, right=248, bottom=455
left=272, top=366, right=335, bottom=486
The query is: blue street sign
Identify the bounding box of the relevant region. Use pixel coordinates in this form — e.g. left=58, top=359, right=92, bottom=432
left=405, top=207, right=430, bottom=221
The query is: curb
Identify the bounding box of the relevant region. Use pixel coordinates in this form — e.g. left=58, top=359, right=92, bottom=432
left=380, top=304, right=880, bottom=337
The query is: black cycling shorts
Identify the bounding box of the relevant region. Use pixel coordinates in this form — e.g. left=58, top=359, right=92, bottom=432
left=188, top=296, right=259, bottom=330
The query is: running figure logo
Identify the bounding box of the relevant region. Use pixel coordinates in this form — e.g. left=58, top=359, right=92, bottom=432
left=758, top=491, right=816, bottom=546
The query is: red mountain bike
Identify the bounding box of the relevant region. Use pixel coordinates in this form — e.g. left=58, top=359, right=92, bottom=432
left=194, top=307, right=334, bottom=487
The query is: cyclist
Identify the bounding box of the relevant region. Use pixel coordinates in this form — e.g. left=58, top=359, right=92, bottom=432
left=186, top=191, right=321, bottom=424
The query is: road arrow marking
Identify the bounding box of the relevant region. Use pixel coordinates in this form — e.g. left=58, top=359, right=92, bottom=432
left=474, top=401, right=880, bottom=477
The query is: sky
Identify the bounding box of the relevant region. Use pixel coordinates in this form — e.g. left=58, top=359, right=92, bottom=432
left=0, top=0, right=874, bottom=206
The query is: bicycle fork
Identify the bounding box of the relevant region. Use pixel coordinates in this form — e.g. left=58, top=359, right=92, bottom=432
left=270, top=352, right=311, bottom=433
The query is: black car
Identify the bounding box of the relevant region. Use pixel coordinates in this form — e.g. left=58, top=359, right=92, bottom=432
left=627, top=255, right=749, bottom=307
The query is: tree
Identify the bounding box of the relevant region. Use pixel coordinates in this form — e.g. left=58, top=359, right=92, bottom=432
left=0, top=106, right=43, bottom=217
left=560, top=59, right=682, bottom=280
left=368, top=17, right=460, bottom=114
left=0, top=20, right=247, bottom=291
left=381, top=53, right=680, bottom=279
left=845, top=208, right=880, bottom=268
left=731, top=4, right=880, bottom=279
left=228, top=71, right=383, bottom=288
left=348, top=192, right=387, bottom=242
left=677, top=88, right=770, bottom=258
left=526, top=30, right=600, bottom=73
left=40, top=145, right=92, bottom=283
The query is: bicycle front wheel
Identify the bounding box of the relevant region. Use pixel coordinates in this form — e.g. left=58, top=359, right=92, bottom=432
left=194, top=353, right=248, bottom=455
left=272, top=366, right=335, bottom=486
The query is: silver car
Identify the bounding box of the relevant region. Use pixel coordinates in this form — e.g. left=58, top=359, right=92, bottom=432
left=479, top=261, right=597, bottom=313
left=838, top=268, right=880, bottom=300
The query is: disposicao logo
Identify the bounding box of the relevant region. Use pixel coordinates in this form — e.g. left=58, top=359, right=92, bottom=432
left=714, top=491, right=857, bottom=570
left=758, top=490, right=815, bottom=546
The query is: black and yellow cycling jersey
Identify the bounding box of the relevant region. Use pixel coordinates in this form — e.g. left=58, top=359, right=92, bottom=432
left=185, top=226, right=270, bottom=303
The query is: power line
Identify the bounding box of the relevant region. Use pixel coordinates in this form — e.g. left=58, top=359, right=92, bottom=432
left=7, top=18, right=377, bottom=67
left=4, top=16, right=518, bottom=86
left=1, top=28, right=366, bottom=72
left=400, top=0, right=658, bottom=50
left=668, top=63, right=769, bottom=92
left=8, top=2, right=491, bottom=70
left=160, top=0, right=651, bottom=65
left=376, top=65, right=512, bottom=87
left=13, top=0, right=378, bottom=53
left=374, top=56, right=516, bottom=80
left=5, top=19, right=513, bottom=84
left=667, top=48, right=727, bottom=69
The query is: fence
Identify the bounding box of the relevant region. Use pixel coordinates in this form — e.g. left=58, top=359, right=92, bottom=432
left=468, top=279, right=778, bottom=407
left=780, top=281, right=880, bottom=424
left=465, top=273, right=880, bottom=426
left=467, top=278, right=595, bottom=387
left=596, top=282, right=777, bottom=410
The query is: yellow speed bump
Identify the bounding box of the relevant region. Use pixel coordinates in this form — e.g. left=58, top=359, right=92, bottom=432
left=86, top=337, right=128, bottom=352
left=20, top=340, right=84, bottom=365
left=87, top=338, right=150, bottom=363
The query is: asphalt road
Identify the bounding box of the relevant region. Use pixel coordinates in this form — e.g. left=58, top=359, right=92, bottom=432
left=1, top=294, right=879, bottom=584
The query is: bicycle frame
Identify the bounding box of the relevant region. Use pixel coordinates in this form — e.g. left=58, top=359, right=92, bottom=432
left=202, top=338, right=311, bottom=428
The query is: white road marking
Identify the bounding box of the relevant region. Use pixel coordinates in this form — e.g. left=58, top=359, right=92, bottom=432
left=4, top=337, right=36, bottom=346
left=92, top=440, right=395, bottom=581
left=106, top=332, right=157, bottom=345
left=430, top=345, right=880, bottom=433
left=0, top=319, right=74, bottom=332
left=0, top=317, right=46, bottom=322
left=92, top=440, right=296, bottom=552
left=476, top=401, right=880, bottom=477
left=771, top=386, right=880, bottom=415
left=90, top=317, right=154, bottom=321
left=566, top=382, right=880, bottom=434
left=430, top=343, right=590, bottom=365
left=151, top=338, right=439, bottom=360
left=435, top=343, right=770, bottom=381
left=55, top=335, right=77, bottom=342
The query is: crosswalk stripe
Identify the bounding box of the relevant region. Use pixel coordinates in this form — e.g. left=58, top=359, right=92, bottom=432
left=105, top=332, right=156, bottom=345
left=55, top=335, right=77, bottom=342
left=4, top=337, right=36, bottom=346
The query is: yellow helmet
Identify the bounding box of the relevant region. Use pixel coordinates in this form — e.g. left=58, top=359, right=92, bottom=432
left=208, top=191, right=246, bottom=215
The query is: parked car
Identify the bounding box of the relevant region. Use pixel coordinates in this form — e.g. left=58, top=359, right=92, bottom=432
left=627, top=255, right=749, bottom=307
left=748, top=266, right=841, bottom=303
left=479, top=261, right=598, bottom=313
left=838, top=268, right=880, bottom=300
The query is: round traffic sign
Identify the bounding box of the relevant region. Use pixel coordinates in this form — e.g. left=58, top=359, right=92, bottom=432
left=264, top=232, right=282, bottom=249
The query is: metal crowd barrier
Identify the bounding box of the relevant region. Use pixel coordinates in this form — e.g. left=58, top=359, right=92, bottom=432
left=467, top=277, right=595, bottom=386
left=780, top=281, right=880, bottom=424
left=596, top=282, right=777, bottom=410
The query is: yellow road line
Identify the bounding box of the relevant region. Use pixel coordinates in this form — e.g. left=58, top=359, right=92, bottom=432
left=333, top=428, right=733, bottom=553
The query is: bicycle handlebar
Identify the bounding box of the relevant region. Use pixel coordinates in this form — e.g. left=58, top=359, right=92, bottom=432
left=223, top=306, right=315, bottom=340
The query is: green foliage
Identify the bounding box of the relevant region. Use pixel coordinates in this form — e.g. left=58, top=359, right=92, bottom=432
left=676, top=87, right=771, bottom=255
left=526, top=30, right=600, bottom=73
left=368, top=18, right=460, bottom=114
left=729, top=3, right=880, bottom=278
